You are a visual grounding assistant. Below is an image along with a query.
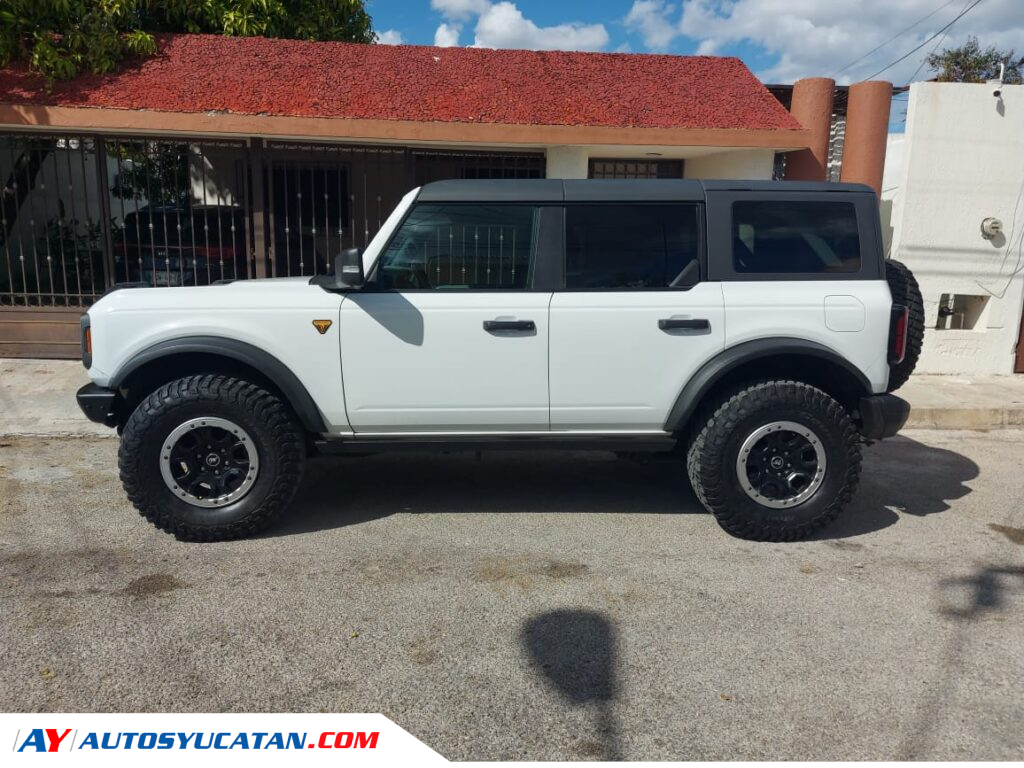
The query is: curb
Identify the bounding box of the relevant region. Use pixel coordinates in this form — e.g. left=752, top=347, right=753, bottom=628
left=905, top=407, right=1024, bottom=430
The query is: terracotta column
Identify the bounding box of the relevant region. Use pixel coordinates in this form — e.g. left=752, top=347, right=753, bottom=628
left=784, top=77, right=835, bottom=182
left=840, top=80, right=892, bottom=195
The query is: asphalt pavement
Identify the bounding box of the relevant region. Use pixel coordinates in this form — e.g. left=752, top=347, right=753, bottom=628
left=1, top=429, right=1022, bottom=760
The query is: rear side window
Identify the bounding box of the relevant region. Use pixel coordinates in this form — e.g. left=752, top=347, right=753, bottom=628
left=732, top=201, right=860, bottom=274
left=565, top=204, right=700, bottom=289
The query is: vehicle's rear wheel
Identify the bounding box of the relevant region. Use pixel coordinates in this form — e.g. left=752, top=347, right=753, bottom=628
left=119, top=375, right=305, bottom=541
left=885, top=259, right=924, bottom=392
left=686, top=380, right=861, bottom=541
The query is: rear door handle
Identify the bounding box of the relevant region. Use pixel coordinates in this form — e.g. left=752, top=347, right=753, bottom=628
left=483, top=319, right=536, bottom=332
left=659, top=318, right=710, bottom=331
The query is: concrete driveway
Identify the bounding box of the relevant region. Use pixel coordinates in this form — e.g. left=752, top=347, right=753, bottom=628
left=1, top=429, right=1022, bottom=760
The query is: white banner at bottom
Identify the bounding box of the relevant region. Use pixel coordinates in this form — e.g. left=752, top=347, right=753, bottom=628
left=4, top=713, right=446, bottom=764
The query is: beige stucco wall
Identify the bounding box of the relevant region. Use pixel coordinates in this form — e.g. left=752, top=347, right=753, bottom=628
left=543, top=146, right=777, bottom=180
left=684, top=149, right=775, bottom=179
left=888, top=81, right=1024, bottom=375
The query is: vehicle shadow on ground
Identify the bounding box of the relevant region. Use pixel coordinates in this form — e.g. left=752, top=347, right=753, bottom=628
left=268, top=435, right=979, bottom=540
left=270, top=450, right=694, bottom=536
left=816, top=434, right=979, bottom=539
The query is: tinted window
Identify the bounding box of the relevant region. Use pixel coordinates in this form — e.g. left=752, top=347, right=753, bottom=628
left=565, top=205, right=700, bottom=289
left=732, top=201, right=860, bottom=274
left=375, top=204, right=537, bottom=290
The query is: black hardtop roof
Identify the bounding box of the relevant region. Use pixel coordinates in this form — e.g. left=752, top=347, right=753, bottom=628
left=416, top=178, right=875, bottom=203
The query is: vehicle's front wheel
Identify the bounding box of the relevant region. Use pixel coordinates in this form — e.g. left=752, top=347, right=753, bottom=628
left=119, top=375, right=305, bottom=541
left=686, top=380, right=861, bottom=541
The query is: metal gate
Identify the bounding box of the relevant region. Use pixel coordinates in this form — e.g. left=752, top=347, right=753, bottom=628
left=1, top=133, right=252, bottom=306
left=259, top=142, right=545, bottom=277
left=0, top=130, right=544, bottom=356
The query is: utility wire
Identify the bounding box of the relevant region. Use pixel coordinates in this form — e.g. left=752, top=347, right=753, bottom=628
left=831, top=0, right=960, bottom=78
left=906, top=0, right=973, bottom=84
left=896, top=0, right=970, bottom=125
left=864, top=0, right=985, bottom=80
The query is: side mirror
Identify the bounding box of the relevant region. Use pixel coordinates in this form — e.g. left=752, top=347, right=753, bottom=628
left=315, top=248, right=364, bottom=289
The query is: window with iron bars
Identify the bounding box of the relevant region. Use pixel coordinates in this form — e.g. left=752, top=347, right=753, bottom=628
left=588, top=159, right=685, bottom=179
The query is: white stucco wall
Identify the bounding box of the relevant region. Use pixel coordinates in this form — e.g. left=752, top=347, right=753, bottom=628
left=545, top=146, right=589, bottom=179
left=889, top=82, right=1024, bottom=375
left=879, top=134, right=905, bottom=254
left=684, top=149, right=775, bottom=180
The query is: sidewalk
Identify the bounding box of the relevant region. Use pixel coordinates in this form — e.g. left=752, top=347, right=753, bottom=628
left=2, top=358, right=1023, bottom=437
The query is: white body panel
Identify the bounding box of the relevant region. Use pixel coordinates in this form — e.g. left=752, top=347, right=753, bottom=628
left=85, top=187, right=894, bottom=439
left=722, top=281, right=892, bottom=394
left=338, top=292, right=552, bottom=432
left=549, top=285, right=726, bottom=430
left=86, top=278, right=350, bottom=431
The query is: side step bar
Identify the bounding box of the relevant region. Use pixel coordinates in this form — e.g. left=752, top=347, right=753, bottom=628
left=315, top=434, right=679, bottom=455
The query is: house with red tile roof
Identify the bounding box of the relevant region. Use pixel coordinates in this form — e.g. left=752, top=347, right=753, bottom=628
left=0, top=35, right=891, bottom=356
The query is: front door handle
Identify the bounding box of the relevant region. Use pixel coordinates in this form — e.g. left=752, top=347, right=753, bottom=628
left=484, top=319, right=536, bottom=332
left=658, top=318, right=710, bottom=331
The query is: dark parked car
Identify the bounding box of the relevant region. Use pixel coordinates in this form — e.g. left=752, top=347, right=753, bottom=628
left=116, top=206, right=249, bottom=287
left=116, top=205, right=326, bottom=285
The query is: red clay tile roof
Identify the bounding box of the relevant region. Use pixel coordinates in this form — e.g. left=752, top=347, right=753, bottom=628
left=0, top=34, right=801, bottom=131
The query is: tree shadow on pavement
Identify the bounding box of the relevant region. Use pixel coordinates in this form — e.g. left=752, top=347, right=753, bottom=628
left=897, top=563, right=1024, bottom=759
left=521, top=609, right=622, bottom=761
left=269, top=434, right=979, bottom=540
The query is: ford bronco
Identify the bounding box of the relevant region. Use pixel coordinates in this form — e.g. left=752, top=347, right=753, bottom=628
left=76, top=179, right=924, bottom=542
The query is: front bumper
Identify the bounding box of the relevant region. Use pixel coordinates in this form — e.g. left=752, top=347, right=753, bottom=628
left=859, top=393, right=911, bottom=439
left=76, top=384, right=119, bottom=427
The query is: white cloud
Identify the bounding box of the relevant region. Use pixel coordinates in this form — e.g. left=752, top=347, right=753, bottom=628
left=431, top=0, right=491, bottom=21
left=473, top=1, right=608, bottom=51
left=624, top=0, right=678, bottom=51
left=434, top=22, right=462, bottom=47
left=375, top=29, right=404, bottom=45
left=431, top=0, right=609, bottom=52
left=623, top=0, right=1024, bottom=85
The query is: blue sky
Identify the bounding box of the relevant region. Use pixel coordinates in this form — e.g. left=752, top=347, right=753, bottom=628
left=368, top=0, right=1024, bottom=132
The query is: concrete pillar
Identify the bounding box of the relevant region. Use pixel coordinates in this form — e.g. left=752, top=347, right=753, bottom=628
left=784, top=77, right=835, bottom=182
left=545, top=146, right=588, bottom=179
left=840, top=80, right=892, bottom=195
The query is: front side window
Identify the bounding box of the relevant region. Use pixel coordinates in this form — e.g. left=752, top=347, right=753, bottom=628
left=374, top=204, right=537, bottom=290
left=565, top=204, right=700, bottom=290
left=732, top=201, right=861, bottom=274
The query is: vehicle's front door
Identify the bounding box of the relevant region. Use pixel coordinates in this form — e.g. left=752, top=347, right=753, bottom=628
left=549, top=203, right=725, bottom=431
left=339, top=203, right=554, bottom=433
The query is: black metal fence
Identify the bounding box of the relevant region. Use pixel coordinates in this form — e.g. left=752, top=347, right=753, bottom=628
left=0, top=131, right=544, bottom=308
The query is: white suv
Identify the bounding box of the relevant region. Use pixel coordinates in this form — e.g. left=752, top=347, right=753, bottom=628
left=77, top=180, right=923, bottom=542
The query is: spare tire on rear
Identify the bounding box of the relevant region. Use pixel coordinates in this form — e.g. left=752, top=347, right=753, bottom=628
left=885, top=259, right=925, bottom=392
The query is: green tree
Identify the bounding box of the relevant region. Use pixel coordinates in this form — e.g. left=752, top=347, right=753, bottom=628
left=0, top=0, right=375, bottom=83
left=926, top=36, right=1023, bottom=84
left=0, top=0, right=375, bottom=247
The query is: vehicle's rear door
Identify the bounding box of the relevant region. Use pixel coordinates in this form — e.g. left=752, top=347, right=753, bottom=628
left=548, top=198, right=725, bottom=431
left=339, top=202, right=558, bottom=433
left=704, top=189, right=890, bottom=393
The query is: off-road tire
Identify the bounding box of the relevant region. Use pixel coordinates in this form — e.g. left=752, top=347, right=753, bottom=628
left=885, top=259, right=924, bottom=392
left=686, top=380, right=861, bottom=542
left=119, top=375, right=304, bottom=541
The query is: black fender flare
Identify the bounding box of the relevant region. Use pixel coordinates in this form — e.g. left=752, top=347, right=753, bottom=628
left=664, top=338, right=873, bottom=432
left=110, top=336, right=327, bottom=433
